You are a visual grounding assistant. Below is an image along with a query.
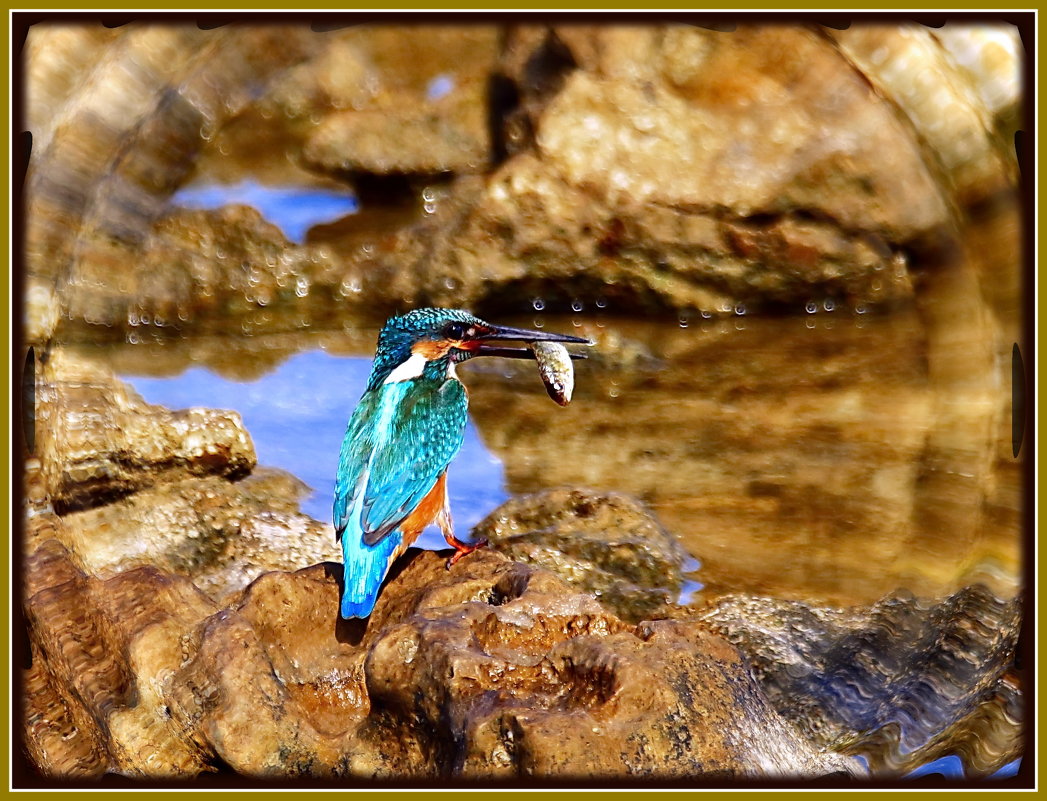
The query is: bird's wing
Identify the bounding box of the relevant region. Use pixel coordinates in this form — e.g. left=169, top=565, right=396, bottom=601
left=334, top=378, right=467, bottom=547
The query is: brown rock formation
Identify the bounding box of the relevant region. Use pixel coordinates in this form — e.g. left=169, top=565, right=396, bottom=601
left=33, top=349, right=255, bottom=513
left=24, top=546, right=863, bottom=781
left=475, top=488, right=691, bottom=622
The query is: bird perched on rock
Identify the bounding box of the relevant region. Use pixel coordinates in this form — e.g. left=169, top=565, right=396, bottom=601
left=334, top=307, right=590, bottom=618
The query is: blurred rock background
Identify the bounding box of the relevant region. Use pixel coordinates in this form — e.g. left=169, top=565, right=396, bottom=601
left=18, top=18, right=1027, bottom=785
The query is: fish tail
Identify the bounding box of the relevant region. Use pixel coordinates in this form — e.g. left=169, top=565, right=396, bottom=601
left=340, top=530, right=402, bottom=619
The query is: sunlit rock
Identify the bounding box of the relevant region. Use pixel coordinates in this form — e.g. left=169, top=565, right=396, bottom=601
left=475, top=488, right=690, bottom=622
left=25, top=547, right=863, bottom=779
left=51, top=470, right=339, bottom=606
left=34, top=350, right=255, bottom=513
left=829, top=24, right=1018, bottom=207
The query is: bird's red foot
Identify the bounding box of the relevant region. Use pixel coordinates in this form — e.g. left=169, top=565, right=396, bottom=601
left=445, top=535, right=488, bottom=569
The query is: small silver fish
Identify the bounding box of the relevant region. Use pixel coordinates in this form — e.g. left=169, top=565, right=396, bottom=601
left=530, top=340, right=574, bottom=406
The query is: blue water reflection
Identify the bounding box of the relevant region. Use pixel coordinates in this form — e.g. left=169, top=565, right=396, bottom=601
left=903, top=754, right=1020, bottom=780
left=123, top=350, right=509, bottom=552
left=171, top=179, right=358, bottom=243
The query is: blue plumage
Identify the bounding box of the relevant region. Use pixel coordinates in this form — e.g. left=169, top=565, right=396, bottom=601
left=334, top=375, right=467, bottom=617
left=333, top=308, right=591, bottom=619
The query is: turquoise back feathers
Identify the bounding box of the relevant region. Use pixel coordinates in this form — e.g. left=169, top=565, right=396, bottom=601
left=333, top=307, right=590, bottom=619
left=334, top=361, right=468, bottom=618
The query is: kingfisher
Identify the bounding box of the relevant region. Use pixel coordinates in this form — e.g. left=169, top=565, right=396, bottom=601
left=334, top=307, right=591, bottom=618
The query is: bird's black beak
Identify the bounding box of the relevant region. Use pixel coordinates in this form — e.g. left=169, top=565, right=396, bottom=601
left=471, top=324, right=593, bottom=360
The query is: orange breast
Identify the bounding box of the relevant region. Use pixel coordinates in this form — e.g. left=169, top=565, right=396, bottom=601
left=399, top=472, right=448, bottom=544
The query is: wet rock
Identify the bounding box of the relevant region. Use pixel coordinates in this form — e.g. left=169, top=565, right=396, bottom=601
left=43, top=469, right=339, bottom=607
left=25, top=23, right=1022, bottom=339
left=23, top=539, right=219, bottom=779
left=338, top=24, right=960, bottom=316
left=474, top=488, right=690, bottom=622
left=24, top=547, right=863, bottom=780
left=699, top=585, right=1023, bottom=778
left=173, top=551, right=863, bottom=779
left=34, top=350, right=255, bottom=513
left=58, top=203, right=368, bottom=337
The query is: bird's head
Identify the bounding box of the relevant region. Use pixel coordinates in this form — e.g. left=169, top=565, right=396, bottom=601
left=367, top=307, right=591, bottom=390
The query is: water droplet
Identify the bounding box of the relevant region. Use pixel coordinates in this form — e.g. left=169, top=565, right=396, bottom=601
left=734, top=304, right=746, bottom=316
left=443, top=276, right=459, bottom=291
left=595, top=297, right=607, bottom=309
left=571, top=318, right=581, bottom=327
left=855, top=304, right=867, bottom=315
left=700, top=310, right=712, bottom=319
left=571, top=300, right=583, bottom=312
left=678, top=316, right=689, bottom=328
left=805, top=318, right=816, bottom=329
left=532, top=318, right=544, bottom=328
left=532, top=298, right=545, bottom=311
left=608, top=387, right=620, bottom=398
left=422, top=187, right=436, bottom=203
left=805, top=301, right=818, bottom=314
left=823, top=299, right=835, bottom=312
left=423, top=202, right=436, bottom=215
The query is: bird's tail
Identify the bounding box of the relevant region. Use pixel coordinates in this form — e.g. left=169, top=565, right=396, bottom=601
left=340, top=529, right=402, bottom=619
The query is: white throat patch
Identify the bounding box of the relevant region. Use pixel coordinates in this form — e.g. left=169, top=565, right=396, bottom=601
left=383, top=352, right=428, bottom=384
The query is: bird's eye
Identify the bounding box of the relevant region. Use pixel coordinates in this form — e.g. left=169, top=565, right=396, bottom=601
left=443, top=322, right=466, bottom=340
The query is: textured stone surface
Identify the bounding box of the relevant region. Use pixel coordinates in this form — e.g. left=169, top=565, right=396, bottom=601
left=24, top=547, right=863, bottom=781
left=23, top=540, right=219, bottom=779
left=34, top=350, right=255, bottom=513
left=282, top=26, right=498, bottom=175
left=475, top=488, right=691, bottom=622
left=336, top=23, right=1012, bottom=317
left=62, top=204, right=354, bottom=335
left=700, top=585, right=1024, bottom=778
left=38, top=469, right=338, bottom=607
